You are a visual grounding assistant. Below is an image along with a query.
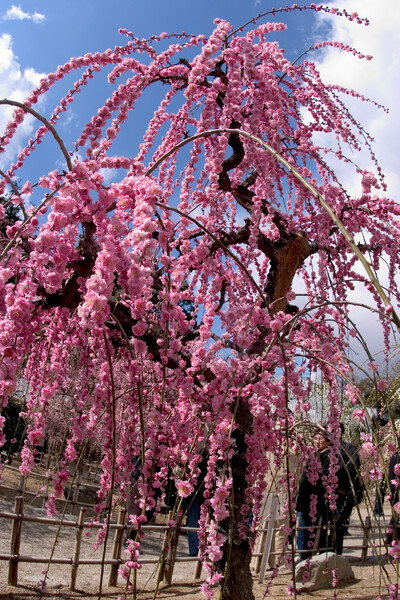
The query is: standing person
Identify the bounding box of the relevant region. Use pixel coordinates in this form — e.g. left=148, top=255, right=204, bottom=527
left=125, top=458, right=143, bottom=521
left=296, top=430, right=332, bottom=559
left=297, top=426, right=362, bottom=559
left=252, top=449, right=300, bottom=571
left=339, top=424, right=363, bottom=505
left=125, top=457, right=160, bottom=543
left=374, top=477, right=386, bottom=517
left=185, top=454, right=208, bottom=556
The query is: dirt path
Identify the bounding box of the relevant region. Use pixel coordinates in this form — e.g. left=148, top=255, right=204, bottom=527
left=0, top=563, right=395, bottom=600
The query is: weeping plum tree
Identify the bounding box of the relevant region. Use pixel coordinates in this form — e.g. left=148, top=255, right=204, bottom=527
left=0, top=5, right=400, bottom=600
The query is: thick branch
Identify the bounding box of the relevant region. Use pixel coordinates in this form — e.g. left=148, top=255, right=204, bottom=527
left=39, top=222, right=98, bottom=310
left=265, top=232, right=314, bottom=313
left=0, top=99, right=72, bottom=171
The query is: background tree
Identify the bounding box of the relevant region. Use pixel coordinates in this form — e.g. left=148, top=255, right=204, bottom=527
left=0, top=190, right=21, bottom=248
left=0, top=394, right=26, bottom=462
left=0, top=6, right=399, bottom=600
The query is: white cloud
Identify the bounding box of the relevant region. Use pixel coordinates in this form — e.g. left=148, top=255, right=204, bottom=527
left=99, top=168, right=120, bottom=185
left=313, top=0, right=400, bottom=201
left=0, top=33, right=45, bottom=168
left=309, top=2, right=400, bottom=364
left=4, top=5, right=45, bottom=23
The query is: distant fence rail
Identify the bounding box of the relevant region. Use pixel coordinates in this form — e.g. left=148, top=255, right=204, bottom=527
left=0, top=461, right=103, bottom=515
left=1, top=495, right=203, bottom=589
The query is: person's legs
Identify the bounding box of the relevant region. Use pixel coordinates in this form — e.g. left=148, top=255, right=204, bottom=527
left=297, top=512, right=307, bottom=559
left=334, top=522, right=345, bottom=555
left=300, top=519, right=316, bottom=560
left=273, top=516, right=289, bottom=563
left=375, top=477, right=386, bottom=516
left=333, top=496, right=354, bottom=554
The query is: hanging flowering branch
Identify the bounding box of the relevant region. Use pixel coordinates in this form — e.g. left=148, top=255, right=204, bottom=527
left=0, top=6, right=399, bottom=600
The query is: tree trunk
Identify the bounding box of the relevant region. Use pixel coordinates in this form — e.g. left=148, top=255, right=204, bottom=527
left=220, top=540, right=254, bottom=600
left=218, top=399, right=255, bottom=600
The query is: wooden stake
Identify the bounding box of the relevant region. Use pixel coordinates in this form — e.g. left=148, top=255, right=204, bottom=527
left=70, top=507, right=86, bottom=591
left=8, top=496, right=24, bottom=586
left=17, top=474, right=26, bottom=496
left=163, top=521, right=181, bottom=584
left=361, top=515, right=371, bottom=562
left=193, top=552, right=202, bottom=580
left=108, top=508, right=126, bottom=586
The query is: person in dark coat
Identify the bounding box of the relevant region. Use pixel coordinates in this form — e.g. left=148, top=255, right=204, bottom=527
left=297, top=427, right=362, bottom=558
left=296, top=431, right=332, bottom=559
left=164, top=454, right=208, bottom=556
left=184, top=454, right=208, bottom=556
left=339, top=424, right=362, bottom=502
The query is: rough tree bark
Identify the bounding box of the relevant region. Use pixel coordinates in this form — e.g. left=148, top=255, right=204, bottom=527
left=218, top=400, right=255, bottom=600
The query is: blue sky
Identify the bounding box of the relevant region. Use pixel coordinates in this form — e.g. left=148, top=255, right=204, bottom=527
left=0, top=1, right=321, bottom=70
left=0, top=1, right=327, bottom=175
left=0, top=0, right=398, bottom=188
left=0, top=0, right=399, bottom=363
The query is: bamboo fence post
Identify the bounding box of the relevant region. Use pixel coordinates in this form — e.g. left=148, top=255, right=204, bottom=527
left=46, top=449, right=51, bottom=470
left=361, top=515, right=371, bottom=562
left=70, top=507, right=86, bottom=591
left=17, top=474, right=26, bottom=496
left=194, top=512, right=211, bottom=580
left=42, top=474, right=51, bottom=509
left=253, top=517, right=269, bottom=574
left=108, top=508, right=126, bottom=586
left=193, top=544, right=202, bottom=580
left=311, top=515, right=323, bottom=555
left=71, top=472, right=80, bottom=516
left=158, top=511, right=172, bottom=582
left=8, top=496, right=24, bottom=586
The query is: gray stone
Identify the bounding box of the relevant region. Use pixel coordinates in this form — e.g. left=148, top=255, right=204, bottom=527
left=295, top=552, right=354, bottom=592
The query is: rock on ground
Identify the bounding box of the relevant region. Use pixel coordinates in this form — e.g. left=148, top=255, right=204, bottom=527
left=295, top=552, right=354, bottom=592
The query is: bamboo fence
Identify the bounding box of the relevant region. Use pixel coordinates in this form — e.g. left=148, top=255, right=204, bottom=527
left=0, top=461, right=390, bottom=592
left=0, top=493, right=382, bottom=591
left=0, top=495, right=203, bottom=590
